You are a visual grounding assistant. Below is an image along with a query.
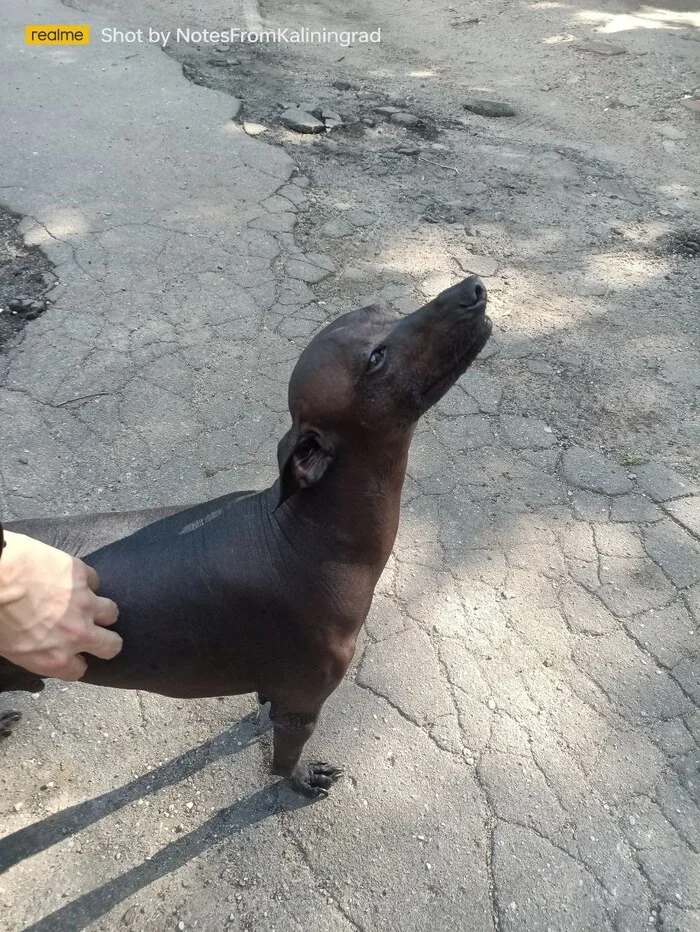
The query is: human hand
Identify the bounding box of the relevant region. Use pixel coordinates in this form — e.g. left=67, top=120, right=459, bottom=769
left=0, top=531, right=121, bottom=680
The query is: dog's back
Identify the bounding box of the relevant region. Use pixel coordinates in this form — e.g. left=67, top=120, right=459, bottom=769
left=1, top=490, right=284, bottom=698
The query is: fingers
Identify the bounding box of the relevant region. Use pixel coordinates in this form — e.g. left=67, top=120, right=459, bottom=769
left=85, top=624, right=123, bottom=661
left=80, top=560, right=119, bottom=627
left=82, top=562, right=102, bottom=593
left=50, top=653, right=88, bottom=681
left=93, top=595, right=119, bottom=627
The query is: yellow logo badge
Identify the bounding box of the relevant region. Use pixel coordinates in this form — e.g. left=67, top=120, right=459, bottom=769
left=25, top=25, right=91, bottom=45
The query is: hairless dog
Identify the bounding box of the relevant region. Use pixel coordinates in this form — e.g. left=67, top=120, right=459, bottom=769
left=0, top=276, right=491, bottom=796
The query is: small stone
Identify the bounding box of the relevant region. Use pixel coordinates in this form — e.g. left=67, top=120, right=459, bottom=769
left=391, top=111, right=421, bottom=127
left=185, top=801, right=194, bottom=810
left=333, top=80, right=352, bottom=90
left=681, top=98, right=700, bottom=115
left=374, top=105, right=403, bottom=116
left=243, top=122, right=267, bottom=136
left=177, top=923, right=185, bottom=931
left=321, top=109, right=342, bottom=123
left=13, top=803, right=23, bottom=812
left=8, top=299, right=22, bottom=312
left=463, top=98, right=516, bottom=118
left=280, top=109, right=325, bottom=134
left=122, top=905, right=139, bottom=926
left=577, top=39, right=626, bottom=56
left=487, top=698, right=497, bottom=710
left=175, top=823, right=185, bottom=833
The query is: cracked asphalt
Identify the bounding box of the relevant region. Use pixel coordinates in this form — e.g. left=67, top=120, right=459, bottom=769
left=1, top=0, right=699, bottom=930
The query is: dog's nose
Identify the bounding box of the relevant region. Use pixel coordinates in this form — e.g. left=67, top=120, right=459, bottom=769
left=437, top=275, right=487, bottom=312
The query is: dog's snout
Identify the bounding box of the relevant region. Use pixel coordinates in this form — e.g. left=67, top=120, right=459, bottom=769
left=459, top=275, right=485, bottom=309
left=469, top=279, right=486, bottom=307
left=437, top=275, right=487, bottom=312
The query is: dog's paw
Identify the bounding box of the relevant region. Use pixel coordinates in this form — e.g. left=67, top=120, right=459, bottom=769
left=290, top=762, right=344, bottom=798
left=0, top=709, right=22, bottom=740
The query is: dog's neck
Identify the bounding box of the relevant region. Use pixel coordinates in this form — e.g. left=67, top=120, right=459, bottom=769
left=271, top=435, right=413, bottom=575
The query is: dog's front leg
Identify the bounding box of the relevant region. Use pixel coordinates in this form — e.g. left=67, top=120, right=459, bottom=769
left=269, top=703, right=342, bottom=797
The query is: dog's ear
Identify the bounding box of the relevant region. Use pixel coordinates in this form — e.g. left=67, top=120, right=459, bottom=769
left=277, top=426, right=335, bottom=505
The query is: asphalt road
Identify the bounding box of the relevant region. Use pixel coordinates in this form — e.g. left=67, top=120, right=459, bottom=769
left=1, top=1, right=698, bottom=930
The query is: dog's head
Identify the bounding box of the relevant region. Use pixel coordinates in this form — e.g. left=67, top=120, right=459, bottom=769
left=277, top=276, right=491, bottom=502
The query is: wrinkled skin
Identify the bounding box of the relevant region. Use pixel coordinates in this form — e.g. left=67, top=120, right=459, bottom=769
left=0, top=276, right=491, bottom=796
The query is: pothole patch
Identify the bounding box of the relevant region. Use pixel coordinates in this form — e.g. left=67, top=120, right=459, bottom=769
left=0, top=207, right=55, bottom=351
left=658, top=230, right=700, bottom=259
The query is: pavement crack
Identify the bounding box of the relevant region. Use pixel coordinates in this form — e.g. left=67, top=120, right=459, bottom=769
left=471, top=762, right=502, bottom=932
left=280, top=824, right=368, bottom=932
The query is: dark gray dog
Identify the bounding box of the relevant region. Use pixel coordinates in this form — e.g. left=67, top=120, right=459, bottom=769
left=0, top=276, right=491, bottom=795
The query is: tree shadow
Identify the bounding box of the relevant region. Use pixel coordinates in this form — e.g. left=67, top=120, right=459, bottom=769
left=20, top=783, right=311, bottom=932
left=0, top=710, right=268, bottom=873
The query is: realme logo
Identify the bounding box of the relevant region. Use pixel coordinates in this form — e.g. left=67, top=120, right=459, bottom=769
left=25, top=25, right=90, bottom=45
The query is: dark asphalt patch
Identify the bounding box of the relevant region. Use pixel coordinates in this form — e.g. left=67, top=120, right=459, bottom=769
left=0, top=206, right=55, bottom=352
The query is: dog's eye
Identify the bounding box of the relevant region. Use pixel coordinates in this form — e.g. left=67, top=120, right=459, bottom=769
left=368, top=347, right=386, bottom=371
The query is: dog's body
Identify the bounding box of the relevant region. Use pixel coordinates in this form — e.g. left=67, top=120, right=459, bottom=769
left=1, top=277, right=491, bottom=794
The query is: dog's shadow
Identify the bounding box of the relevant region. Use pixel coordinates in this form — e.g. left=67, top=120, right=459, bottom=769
left=1, top=711, right=313, bottom=932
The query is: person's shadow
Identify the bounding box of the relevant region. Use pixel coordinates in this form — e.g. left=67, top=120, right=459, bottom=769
left=0, top=711, right=314, bottom=932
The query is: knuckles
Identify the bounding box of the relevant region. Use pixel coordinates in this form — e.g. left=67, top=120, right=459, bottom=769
left=37, top=650, right=72, bottom=677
